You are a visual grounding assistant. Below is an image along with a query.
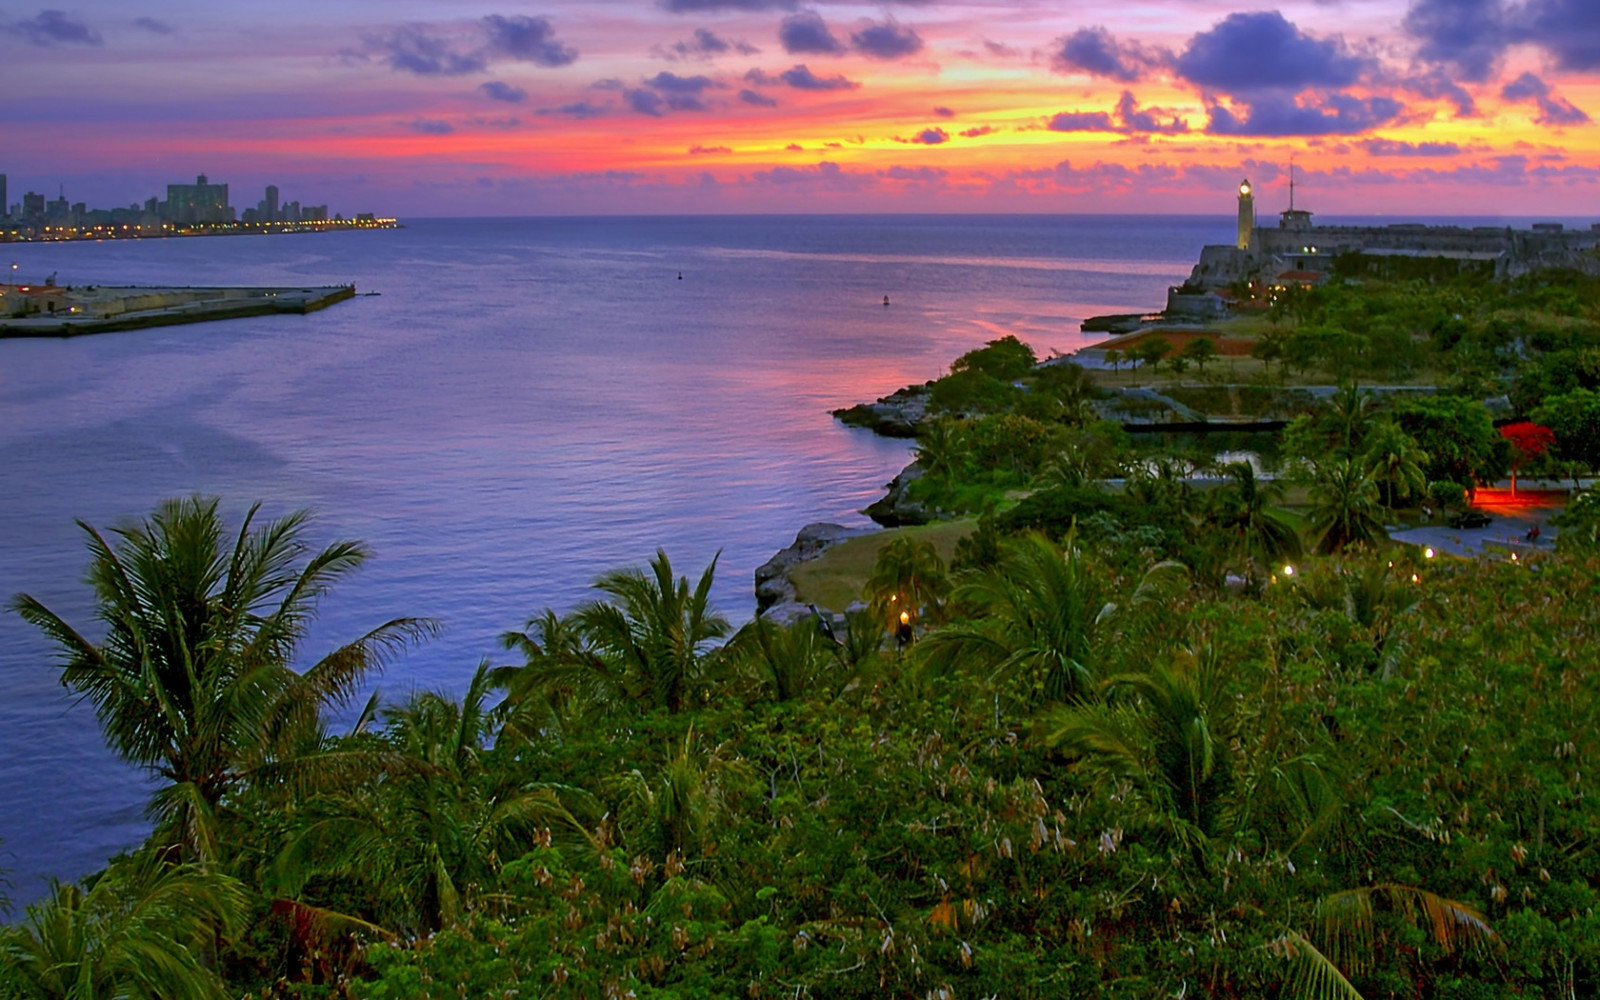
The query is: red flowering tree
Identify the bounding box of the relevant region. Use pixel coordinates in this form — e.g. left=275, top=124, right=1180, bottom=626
left=1500, top=421, right=1556, bottom=493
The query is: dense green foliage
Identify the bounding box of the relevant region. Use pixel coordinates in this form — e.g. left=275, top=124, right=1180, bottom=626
left=11, top=486, right=1600, bottom=1000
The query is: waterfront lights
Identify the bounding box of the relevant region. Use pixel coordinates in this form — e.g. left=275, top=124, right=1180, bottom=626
left=899, top=610, right=910, bottom=626
left=1282, top=564, right=1295, bottom=577
left=1424, top=547, right=1436, bottom=559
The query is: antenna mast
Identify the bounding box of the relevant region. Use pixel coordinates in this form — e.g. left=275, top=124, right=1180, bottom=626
left=1289, top=159, right=1296, bottom=212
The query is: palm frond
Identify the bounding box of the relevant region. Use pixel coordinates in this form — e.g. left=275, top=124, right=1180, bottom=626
left=1270, top=930, right=1365, bottom=1000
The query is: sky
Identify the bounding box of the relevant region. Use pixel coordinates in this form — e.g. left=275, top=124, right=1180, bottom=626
left=2, top=0, right=1599, bottom=216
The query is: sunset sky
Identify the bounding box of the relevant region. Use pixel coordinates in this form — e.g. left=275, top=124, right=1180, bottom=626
left=3, top=0, right=1598, bottom=216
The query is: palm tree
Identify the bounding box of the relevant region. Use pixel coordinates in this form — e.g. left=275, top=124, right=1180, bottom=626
left=1306, top=459, right=1388, bottom=554
left=0, top=855, right=247, bottom=1000
left=863, top=535, right=950, bottom=634
left=913, top=419, right=968, bottom=480
left=614, top=728, right=753, bottom=864
left=1039, top=649, right=1234, bottom=846
left=568, top=550, right=730, bottom=714
left=493, top=608, right=608, bottom=742
left=1362, top=421, right=1429, bottom=508
left=1326, top=383, right=1377, bottom=457
left=1288, top=558, right=1421, bottom=679
left=920, top=532, right=1185, bottom=707
left=724, top=614, right=848, bottom=704
left=274, top=663, right=588, bottom=933
left=1211, top=460, right=1302, bottom=588
left=8, top=497, right=437, bottom=865
left=1274, top=885, right=1498, bottom=1000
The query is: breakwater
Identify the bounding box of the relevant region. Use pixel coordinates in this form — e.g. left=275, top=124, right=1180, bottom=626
left=0, top=284, right=356, bottom=337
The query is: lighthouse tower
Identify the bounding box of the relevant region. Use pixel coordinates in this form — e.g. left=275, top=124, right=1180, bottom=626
left=1237, top=178, right=1255, bottom=251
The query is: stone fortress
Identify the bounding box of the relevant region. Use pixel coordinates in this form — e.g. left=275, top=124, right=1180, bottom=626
left=1172, top=172, right=1600, bottom=316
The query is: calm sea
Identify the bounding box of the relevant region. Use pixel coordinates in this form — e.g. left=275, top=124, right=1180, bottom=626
left=0, top=214, right=1222, bottom=900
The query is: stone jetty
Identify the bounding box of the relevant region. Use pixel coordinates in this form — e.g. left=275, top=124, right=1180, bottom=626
left=0, top=283, right=356, bottom=337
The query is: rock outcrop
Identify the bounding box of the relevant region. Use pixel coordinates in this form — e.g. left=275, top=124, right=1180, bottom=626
left=863, top=464, right=931, bottom=527
left=754, top=522, right=875, bottom=620
left=831, top=385, right=929, bottom=438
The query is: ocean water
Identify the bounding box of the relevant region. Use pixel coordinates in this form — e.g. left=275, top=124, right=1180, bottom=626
left=0, top=214, right=1223, bottom=900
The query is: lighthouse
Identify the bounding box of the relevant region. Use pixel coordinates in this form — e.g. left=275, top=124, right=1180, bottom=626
left=1237, top=178, right=1255, bottom=251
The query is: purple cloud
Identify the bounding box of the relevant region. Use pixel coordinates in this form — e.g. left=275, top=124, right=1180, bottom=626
left=131, top=16, right=173, bottom=36
left=482, top=15, right=576, bottom=67
left=1501, top=71, right=1591, bottom=126
left=660, top=0, right=796, bottom=11
left=1051, top=27, right=1168, bottom=82
left=12, top=9, right=102, bottom=47
left=899, top=127, right=948, bottom=144
left=1047, top=91, right=1189, bottom=135
left=540, top=101, right=609, bottom=119
left=689, top=144, right=733, bottom=154
left=739, top=88, right=778, bottom=107
left=646, top=71, right=719, bottom=94
left=1358, top=137, right=1463, bottom=156
left=1523, top=0, right=1600, bottom=72
left=1205, top=93, right=1406, bottom=136
left=960, top=125, right=996, bottom=137
left=851, top=18, right=923, bottom=60
left=1176, top=12, right=1371, bottom=94
left=656, top=27, right=757, bottom=61
left=365, top=25, right=487, bottom=76
left=411, top=118, right=455, bottom=135
left=1403, top=0, right=1508, bottom=81
left=779, top=11, right=845, bottom=55
left=480, top=81, right=527, bottom=103
left=627, top=89, right=666, bottom=116
left=779, top=64, right=859, bottom=90
left=933, top=106, right=954, bottom=117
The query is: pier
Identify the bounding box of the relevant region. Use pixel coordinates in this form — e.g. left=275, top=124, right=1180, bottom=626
left=0, top=283, right=356, bottom=337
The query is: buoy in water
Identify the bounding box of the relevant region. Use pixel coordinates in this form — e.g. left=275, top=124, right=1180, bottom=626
left=883, top=295, right=890, bottom=307
left=678, top=272, right=683, bottom=280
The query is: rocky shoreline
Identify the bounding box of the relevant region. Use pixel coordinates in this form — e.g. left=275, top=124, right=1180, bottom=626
left=753, top=522, right=876, bottom=623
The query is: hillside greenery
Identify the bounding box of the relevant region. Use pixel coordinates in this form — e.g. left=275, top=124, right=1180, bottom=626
left=6, top=270, right=1600, bottom=1000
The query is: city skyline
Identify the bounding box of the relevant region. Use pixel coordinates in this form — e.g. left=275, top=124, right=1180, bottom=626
left=1, top=0, right=1597, bottom=216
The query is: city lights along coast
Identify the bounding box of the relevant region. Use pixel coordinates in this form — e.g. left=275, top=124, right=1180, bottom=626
left=0, top=170, right=397, bottom=243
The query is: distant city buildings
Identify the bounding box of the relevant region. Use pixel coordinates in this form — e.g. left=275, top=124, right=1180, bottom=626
left=1, top=171, right=391, bottom=242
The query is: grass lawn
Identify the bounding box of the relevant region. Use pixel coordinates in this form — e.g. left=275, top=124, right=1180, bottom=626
left=789, top=519, right=976, bottom=611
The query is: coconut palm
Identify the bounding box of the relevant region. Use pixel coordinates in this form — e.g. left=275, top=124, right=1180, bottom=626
left=493, top=608, right=608, bottom=742
left=1325, top=384, right=1377, bottom=456
left=1362, top=420, right=1429, bottom=508
left=1288, top=558, right=1421, bottom=678
left=1211, top=460, right=1302, bottom=588
left=724, top=613, right=849, bottom=704
left=920, top=532, right=1185, bottom=707
left=1274, top=885, right=1498, bottom=1000
left=1039, top=648, right=1234, bottom=844
left=1306, top=459, right=1389, bottom=554
left=614, top=727, right=753, bottom=862
left=912, top=418, right=968, bottom=479
left=0, top=855, right=247, bottom=1000
left=274, top=662, right=588, bottom=933
left=567, top=550, right=730, bottom=714
left=863, top=535, right=950, bottom=632
left=8, top=497, right=437, bottom=865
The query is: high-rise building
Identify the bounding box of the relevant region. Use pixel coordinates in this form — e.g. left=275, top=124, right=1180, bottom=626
left=164, top=174, right=232, bottom=224
left=0, top=174, right=7, bottom=220
left=22, top=191, right=45, bottom=221
left=266, top=185, right=279, bottom=223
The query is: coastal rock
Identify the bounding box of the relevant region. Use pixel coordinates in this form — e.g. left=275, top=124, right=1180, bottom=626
left=863, top=464, right=931, bottom=527
left=832, top=385, right=930, bottom=438
left=755, top=522, right=875, bottom=612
